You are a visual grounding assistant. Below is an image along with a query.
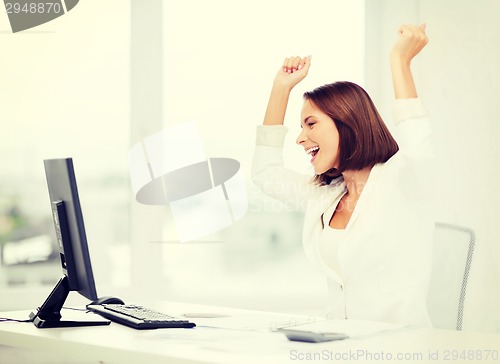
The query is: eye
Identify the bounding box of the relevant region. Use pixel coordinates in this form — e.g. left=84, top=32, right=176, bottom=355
left=307, top=121, right=316, bottom=128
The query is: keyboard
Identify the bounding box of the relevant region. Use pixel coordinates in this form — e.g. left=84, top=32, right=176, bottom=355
left=87, top=304, right=196, bottom=330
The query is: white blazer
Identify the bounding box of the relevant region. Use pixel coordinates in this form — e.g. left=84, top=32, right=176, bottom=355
left=252, top=98, right=435, bottom=327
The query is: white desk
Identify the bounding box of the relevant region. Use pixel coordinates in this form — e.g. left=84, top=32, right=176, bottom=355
left=1, top=301, right=499, bottom=364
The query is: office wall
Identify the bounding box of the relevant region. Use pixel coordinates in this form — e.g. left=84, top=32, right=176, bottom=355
left=365, top=0, right=500, bottom=332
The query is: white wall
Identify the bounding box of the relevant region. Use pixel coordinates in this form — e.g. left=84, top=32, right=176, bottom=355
left=365, top=0, right=500, bottom=332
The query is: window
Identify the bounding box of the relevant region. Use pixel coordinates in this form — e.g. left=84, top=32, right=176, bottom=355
left=0, top=0, right=130, bottom=310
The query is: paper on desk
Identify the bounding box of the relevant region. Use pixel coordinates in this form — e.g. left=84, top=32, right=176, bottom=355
left=190, top=312, right=314, bottom=332
left=177, top=310, right=406, bottom=339
left=282, top=318, right=408, bottom=338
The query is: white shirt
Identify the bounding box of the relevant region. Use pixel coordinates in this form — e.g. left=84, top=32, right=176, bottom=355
left=251, top=98, right=435, bottom=327
left=319, top=201, right=346, bottom=276
left=320, top=226, right=345, bottom=276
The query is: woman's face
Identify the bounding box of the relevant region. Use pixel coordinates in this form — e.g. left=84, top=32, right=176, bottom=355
left=296, top=99, right=340, bottom=174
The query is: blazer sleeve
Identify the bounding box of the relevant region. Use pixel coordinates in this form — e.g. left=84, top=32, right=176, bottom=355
left=392, top=98, right=434, bottom=202
left=251, top=125, right=319, bottom=211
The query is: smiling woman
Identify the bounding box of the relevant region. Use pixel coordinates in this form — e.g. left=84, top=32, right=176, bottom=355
left=297, top=99, right=341, bottom=175
left=299, top=82, right=399, bottom=184
left=252, top=24, right=435, bottom=326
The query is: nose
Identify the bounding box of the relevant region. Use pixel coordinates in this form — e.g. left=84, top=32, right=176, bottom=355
left=296, top=128, right=308, bottom=145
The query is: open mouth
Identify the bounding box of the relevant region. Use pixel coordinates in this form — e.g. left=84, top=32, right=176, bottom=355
left=306, top=146, right=320, bottom=162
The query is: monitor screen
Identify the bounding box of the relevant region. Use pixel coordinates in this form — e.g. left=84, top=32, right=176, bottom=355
left=43, top=157, right=98, bottom=301
left=29, top=158, right=109, bottom=328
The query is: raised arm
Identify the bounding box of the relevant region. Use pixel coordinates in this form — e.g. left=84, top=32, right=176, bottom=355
left=252, top=55, right=316, bottom=211
left=263, top=56, right=311, bottom=125
left=390, top=24, right=428, bottom=99
left=389, top=24, right=433, bottom=201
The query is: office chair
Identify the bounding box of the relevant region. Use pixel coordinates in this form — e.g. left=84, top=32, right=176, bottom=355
left=426, top=222, right=475, bottom=330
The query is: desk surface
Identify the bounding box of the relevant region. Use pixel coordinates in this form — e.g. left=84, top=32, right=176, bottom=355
left=1, top=301, right=499, bottom=364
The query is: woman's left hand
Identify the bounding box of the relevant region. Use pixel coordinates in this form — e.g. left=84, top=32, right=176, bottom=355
left=390, top=24, right=428, bottom=65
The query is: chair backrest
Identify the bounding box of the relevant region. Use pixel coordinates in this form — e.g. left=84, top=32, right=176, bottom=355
left=426, top=222, right=475, bottom=330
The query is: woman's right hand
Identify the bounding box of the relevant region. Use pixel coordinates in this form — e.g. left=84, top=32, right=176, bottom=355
left=273, top=56, right=312, bottom=91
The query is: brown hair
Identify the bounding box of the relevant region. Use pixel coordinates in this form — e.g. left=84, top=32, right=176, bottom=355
left=303, top=81, right=399, bottom=185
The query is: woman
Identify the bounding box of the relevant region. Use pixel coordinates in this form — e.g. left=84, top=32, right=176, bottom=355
left=252, top=24, right=434, bottom=326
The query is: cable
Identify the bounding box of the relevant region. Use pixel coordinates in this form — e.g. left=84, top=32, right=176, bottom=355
left=0, top=317, right=31, bottom=323
left=62, top=306, right=89, bottom=312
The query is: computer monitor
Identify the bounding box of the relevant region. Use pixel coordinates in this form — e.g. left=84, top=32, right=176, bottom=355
left=29, top=158, right=110, bottom=328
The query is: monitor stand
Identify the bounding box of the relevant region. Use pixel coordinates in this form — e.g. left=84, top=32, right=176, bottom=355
left=29, top=276, right=110, bottom=328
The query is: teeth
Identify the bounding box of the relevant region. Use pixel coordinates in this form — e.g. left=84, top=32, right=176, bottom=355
left=306, top=146, right=320, bottom=155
